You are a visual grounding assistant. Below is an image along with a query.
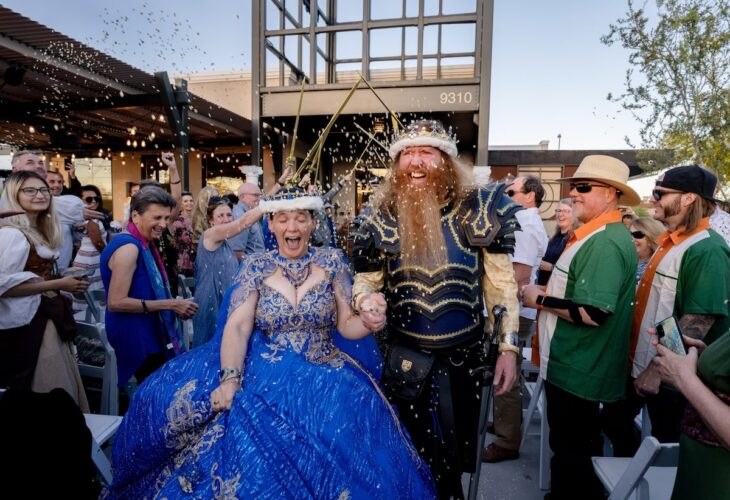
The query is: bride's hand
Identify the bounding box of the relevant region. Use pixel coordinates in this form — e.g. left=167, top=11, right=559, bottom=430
left=210, top=380, right=240, bottom=412
left=359, top=293, right=387, bottom=332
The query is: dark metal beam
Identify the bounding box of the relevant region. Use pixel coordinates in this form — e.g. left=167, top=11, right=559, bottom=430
left=252, top=0, right=263, bottom=167
left=0, top=92, right=164, bottom=116
left=155, top=71, right=191, bottom=190
left=476, top=0, right=494, bottom=166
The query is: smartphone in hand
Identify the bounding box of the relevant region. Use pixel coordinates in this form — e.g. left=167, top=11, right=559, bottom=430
left=655, top=316, right=686, bottom=356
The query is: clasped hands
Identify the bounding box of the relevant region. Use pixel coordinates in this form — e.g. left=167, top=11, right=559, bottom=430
left=357, top=293, right=387, bottom=332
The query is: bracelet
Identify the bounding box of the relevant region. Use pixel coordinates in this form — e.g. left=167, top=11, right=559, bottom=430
left=141, top=299, right=149, bottom=314
left=220, top=376, right=241, bottom=386
left=170, top=180, right=181, bottom=185
left=499, top=343, right=521, bottom=354
left=218, top=367, right=242, bottom=383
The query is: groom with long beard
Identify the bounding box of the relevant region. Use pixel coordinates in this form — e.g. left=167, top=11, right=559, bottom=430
left=351, top=119, right=522, bottom=499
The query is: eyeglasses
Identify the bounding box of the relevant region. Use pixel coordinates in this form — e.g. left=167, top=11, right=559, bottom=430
left=569, top=182, right=612, bottom=193
left=20, top=187, right=51, bottom=197
left=652, top=189, right=683, bottom=201
left=83, top=196, right=100, bottom=204
left=554, top=208, right=571, bottom=215
left=505, top=189, right=523, bottom=197
left=631, top=230, right=646, bottom=239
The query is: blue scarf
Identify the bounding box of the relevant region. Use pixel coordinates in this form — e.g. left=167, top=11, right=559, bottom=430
left=127, top=222, right=185, bottom=355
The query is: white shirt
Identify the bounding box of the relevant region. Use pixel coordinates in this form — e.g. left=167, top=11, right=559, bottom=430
left=0, top=227, right=59, bottom=329
left=710, top=207, right=730, bottom=247
left=511, top=207, right=549, bottom=320
left=53, top=195, right=85, bottom=271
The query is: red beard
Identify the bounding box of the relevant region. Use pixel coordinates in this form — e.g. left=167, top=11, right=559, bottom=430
left=392, top=165, right=454, bottom=269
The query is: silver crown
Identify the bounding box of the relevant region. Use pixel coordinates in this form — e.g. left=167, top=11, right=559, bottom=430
left=388, top=119, right=459, bottom=160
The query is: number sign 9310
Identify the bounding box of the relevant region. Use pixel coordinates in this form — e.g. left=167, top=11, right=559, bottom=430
left=439, top=91, right=474, bottom=105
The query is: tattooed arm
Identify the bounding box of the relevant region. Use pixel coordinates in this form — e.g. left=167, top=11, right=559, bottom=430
left=678, top=313, right=716, bottom=340
left=636, top=313, right=716, bottom=395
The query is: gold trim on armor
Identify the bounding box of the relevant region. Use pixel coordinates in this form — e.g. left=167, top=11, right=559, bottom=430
left=397, top=323, right=479, bottom=341
left=392, top=296, right=480, bottom=313
left=389, top=278, right=478, bottom=294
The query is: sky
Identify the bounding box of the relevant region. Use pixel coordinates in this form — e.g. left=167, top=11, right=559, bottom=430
left=1, top=0, right=644, bottom=151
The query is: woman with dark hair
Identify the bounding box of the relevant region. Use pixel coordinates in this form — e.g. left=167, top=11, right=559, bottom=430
left=192, top=197, right=263, bottom=347
left=172, top=191, right=196, bottom=277
left=100, top=187, right=199, bottom=387
left=71, top=186, right=108, bottom=316
left=104, top=189, right=435, bottom=499
left=80, top=184, right=112, bottom=231
left=0, top=171, right=89, bottom=410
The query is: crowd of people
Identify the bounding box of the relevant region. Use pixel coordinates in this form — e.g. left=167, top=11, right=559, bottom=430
left=0, top=118, right=729, bottom=499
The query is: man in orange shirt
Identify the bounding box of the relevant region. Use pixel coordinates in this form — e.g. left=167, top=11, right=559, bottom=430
left=522, top=155, right=639, bottom=499
left=603, top=165, right=730, bottom=456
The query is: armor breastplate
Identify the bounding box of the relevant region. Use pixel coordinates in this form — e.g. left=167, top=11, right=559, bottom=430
left=351, top=185, right=522, bottom=350
left=373, top=204, right=484, bottom=350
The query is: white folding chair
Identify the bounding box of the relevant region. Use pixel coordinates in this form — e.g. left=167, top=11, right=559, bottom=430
left=84, top=413, right=122, bottom=484
left=592, top=436, right=679, bottom=500
left=76, top=321, right=119, bottom=416
left=179, top=276, right=195, bottom=299
left=176, top=276, right=196, bottom=348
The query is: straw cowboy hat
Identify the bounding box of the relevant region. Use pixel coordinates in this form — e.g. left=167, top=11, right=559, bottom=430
left=557, top=155, right=641, bottom=206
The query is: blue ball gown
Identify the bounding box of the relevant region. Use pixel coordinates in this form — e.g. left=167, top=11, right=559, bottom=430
left=104, top=247, right=435, bottom=499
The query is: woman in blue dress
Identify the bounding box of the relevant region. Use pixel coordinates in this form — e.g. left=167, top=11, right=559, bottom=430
left=192, top=196, right=263, bottom=347
left=105, top=191, right=435, bottom=499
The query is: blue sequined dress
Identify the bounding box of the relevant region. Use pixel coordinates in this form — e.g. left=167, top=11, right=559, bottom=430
left=105, top=247, right=435, bottom=499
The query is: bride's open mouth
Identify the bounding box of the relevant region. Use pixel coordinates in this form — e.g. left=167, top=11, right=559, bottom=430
left=284, top=236, right=302, bottom=250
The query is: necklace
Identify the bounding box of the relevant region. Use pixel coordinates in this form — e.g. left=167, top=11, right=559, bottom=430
left=274, top=249, right=314, bottom=288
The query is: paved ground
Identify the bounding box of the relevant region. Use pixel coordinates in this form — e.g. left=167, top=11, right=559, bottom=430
left=461, top=398, right=548, bottom=500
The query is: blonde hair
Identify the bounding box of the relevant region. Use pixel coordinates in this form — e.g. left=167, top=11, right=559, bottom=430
left=631, top=217, right=666, bottom=253
left=679, top=195, right=715, bottom=236
left=192, top=185, right=219, bottom=243
left=0, top=171, right=62, bottom=250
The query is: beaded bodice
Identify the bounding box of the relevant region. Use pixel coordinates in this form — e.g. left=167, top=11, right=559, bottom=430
left=228, top=247, right=352, bottom=367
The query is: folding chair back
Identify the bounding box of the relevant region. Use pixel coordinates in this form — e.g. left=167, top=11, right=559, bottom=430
left=179, top=276, right=195, bottom=299
left=76, top=321, right=119, bottom=415
left=593, top=436, right=679, bottom=500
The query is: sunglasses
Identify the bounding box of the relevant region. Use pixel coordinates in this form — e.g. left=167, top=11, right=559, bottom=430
left=652, top=189, right=682, bottom=201
left=569, top=182, right=612, bottom=193
left=505, top=189, right=523, bottom=197
left=20, top=187, right=51, bottom=197
left=631, top=230, right=646, bottom=239
left=83, top=196, right=100, bottom=204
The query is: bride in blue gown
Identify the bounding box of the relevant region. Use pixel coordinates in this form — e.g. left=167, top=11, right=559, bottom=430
left=104, top=192, right=435, bottom=499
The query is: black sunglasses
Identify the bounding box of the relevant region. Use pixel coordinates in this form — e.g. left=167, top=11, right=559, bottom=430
left=569, top=182, right=612, bottom=193
left=652, top=189, right=683, bottom=201
left=631, top=230, right=646, bottom=239
left=506, top=189, right=522, bottom=197
left=83, top=196, right=100, bottom=204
